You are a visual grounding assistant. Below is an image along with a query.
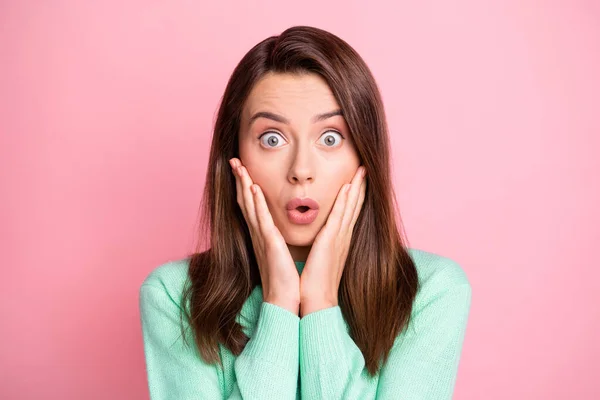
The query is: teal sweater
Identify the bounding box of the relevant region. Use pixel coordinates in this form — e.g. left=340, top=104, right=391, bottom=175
left=139, top=248, right=472, bottom=399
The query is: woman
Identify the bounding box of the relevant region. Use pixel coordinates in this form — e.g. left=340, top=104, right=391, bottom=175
left=139, top=25, right=472, bottom=399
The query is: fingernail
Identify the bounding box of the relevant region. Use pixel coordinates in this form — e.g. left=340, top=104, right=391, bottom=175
left=361, top=167, right=366, bottom=177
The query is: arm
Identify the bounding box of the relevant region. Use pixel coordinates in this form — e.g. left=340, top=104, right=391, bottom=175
left=140, top=284, right=300, bottom=400
left=298, top=282, right=472, bottom=400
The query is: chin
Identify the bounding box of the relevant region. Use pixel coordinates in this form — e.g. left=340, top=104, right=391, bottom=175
left=280, top=225, right=317, bottom=247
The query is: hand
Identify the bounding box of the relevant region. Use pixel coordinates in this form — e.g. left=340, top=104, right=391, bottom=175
left=299, top=165, right=367, bottom=317
left=230, top=158, right=300, bottom=315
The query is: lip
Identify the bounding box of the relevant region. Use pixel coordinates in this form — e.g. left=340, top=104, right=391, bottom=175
left=287, top=208, right=319, bottom=224
left=285, top=197, right=320, bottom=225
left=286, top=197, right=320, bottom=211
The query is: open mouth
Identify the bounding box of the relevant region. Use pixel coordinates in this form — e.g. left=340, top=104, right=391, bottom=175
left=287, top=204, right=319, bottom=224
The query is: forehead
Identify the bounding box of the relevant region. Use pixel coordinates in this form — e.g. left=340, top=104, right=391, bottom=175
left=242, top=72, right=340, bottom=122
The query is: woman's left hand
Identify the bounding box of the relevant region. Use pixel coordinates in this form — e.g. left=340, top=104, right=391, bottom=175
left=299, top=165, right=367, bottom=317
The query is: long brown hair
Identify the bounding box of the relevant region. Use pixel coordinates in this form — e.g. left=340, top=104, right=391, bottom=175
left=180, top=25, right=418, bottom=377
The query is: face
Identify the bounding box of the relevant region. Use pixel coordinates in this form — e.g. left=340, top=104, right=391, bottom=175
left=238, top=72, right=361, bottom=262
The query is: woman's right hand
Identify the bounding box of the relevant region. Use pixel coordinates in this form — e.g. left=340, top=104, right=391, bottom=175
left=229, top=158, right=300, bottom=315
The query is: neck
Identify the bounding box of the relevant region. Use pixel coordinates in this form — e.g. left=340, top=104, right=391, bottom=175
left=287, top=244, right=311, bottom=263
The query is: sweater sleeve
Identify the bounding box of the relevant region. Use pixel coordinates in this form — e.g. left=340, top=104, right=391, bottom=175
left=139, top=283, right=300, bottom=400
left=298, top=282, right=471, bottom=400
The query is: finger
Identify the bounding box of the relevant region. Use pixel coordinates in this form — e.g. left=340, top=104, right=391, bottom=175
left=252, top=183, right=276, bottom=235
left=350, top=177, right=367, bottom=230
left=231, top=160, right=246, bottom=219
left=238, top=165, right=258, bottom=229
left=327, top=182, right=351, bottom=234
left=341, top=166, right=365, bottom=231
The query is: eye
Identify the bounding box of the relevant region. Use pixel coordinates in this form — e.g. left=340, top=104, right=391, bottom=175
left=259, top=131, right=286, bottom=148
left=319, top=130, right=344, bottom=147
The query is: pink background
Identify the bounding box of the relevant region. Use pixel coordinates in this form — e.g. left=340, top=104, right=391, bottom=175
left=2, top=1, right=599, bottom=399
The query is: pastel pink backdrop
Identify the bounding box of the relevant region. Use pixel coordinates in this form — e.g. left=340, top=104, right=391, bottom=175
left=1, top=1, right=598, bottom=399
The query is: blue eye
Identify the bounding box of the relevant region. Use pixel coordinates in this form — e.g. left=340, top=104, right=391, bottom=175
left=260, top=132, right=285, bottom=148
left=319, top=131, right=343, bottom=147
left=259, top=130, right=344, bottom=148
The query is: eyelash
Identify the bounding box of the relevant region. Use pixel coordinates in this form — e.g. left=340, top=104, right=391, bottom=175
left=258, top=130, right=345, bottom=147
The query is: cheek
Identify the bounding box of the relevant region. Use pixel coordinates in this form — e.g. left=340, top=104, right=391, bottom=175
left=245, top=166, right=267, bottom=188
left=322, top=170, right=355, bottom=206
left=238, top=139, right=263, bottom=171
left=247, top=170, right=277, bottom=206
left=324, top=169, right=351, bottom=191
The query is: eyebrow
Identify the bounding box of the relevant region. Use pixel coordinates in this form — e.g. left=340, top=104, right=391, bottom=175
left=248, top=109, right=343, bottom=126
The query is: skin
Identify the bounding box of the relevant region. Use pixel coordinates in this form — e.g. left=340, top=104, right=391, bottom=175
left=238, top=72, right=361, bottom=262
left=234, top=72, right=368, bottom=316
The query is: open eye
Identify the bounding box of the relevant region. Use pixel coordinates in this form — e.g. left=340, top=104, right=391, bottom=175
left=259, top=132, right=286, bottom=148
left=259, top=130, right=344, bottom=148
left=319, top=131, right=343, bottom=147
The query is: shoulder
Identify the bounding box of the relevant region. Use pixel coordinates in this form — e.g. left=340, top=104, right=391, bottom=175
left=406, top=247, right=472, bottom=314
left=139, top=257, right=191, bottom=308
left=406, top=247, right=470, bottom=289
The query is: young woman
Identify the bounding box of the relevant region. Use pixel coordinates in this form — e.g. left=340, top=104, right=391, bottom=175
left=139, top=25, right=472, bottom=399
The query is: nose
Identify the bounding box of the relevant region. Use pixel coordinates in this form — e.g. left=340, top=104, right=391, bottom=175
left=287, top=147, right=314, bottom=185
left=290, top=172, right=313, bottom=184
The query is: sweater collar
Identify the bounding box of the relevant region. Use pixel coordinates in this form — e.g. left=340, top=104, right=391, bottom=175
left=294, top=260, right=305, bottom=275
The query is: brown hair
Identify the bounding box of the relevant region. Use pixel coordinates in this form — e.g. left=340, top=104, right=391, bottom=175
left=180, top=25, right=418, bottom=377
